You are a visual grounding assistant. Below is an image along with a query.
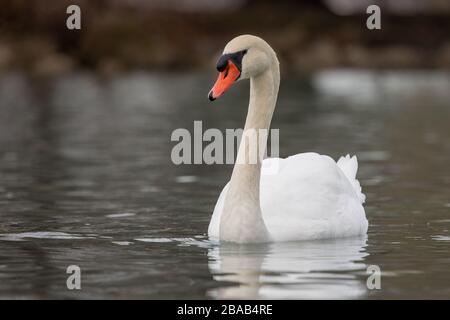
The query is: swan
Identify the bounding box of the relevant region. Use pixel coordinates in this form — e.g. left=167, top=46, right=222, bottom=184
left=207, top=35, right=368, bottom=243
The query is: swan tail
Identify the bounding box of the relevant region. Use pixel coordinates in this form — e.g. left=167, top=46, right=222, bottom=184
left=337, top=154, right=366, bottom=203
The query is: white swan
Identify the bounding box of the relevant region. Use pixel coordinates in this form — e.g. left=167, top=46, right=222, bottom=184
left=207, top=35, right=368, bottom=243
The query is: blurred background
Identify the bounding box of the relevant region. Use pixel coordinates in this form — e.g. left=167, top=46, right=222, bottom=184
left=0, top=1, right=450, bottom=299
left=1, top=0, right=450, bottom=75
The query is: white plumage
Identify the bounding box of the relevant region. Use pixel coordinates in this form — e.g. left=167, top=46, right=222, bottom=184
left=209, top=153, right=368, bottom=241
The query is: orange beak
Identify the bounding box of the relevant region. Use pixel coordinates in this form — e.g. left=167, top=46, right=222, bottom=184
left=208, top=61, right=241, bottom=101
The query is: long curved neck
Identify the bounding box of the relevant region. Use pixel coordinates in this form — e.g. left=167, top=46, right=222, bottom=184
left=231, top=63, right=279, bottom=198
left=220, top=59, right=280, bottom=243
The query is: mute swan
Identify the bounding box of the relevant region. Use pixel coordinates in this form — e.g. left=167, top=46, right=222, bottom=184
left=207, top=35, right=368, bottom=243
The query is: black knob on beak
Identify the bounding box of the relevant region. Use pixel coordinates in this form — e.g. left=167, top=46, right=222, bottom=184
left=208, top=91, right=216, bottom=101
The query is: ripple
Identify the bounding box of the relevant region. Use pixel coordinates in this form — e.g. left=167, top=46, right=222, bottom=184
left=175, top=176, right=198, bottom=183
left=431, top=235, right=450, bottom=242
left=105, top=213, right=136, bottom=218
left=112, top=241, right=133, bottom=246
left=0, top=231, right=95, bottom=241
left=134, top=237, right=214, bottom=248
left=135, top=237, right=173, bottom=243
left=430, top=219, right=450, bottom=224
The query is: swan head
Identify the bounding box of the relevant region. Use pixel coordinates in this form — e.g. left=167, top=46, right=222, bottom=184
left=208, top=35, right=277, bottom=101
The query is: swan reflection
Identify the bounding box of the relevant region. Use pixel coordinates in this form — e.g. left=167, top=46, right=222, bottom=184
left=208, top=237, right=368, bottom=299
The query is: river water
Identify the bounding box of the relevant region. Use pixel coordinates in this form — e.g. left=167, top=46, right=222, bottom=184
left=0, top=70, right=449, bottom=299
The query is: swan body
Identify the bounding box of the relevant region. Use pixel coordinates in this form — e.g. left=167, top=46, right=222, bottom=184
left=209, top=153, right=368, bottom=242
left=207, top=35, right=368, bottom=243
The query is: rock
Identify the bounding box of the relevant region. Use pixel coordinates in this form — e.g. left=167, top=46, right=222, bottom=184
left=32, top=53, right=75, bottom=76
left=293, top=40, right=340, bottom=72
left=345, top=45, right=372, bottom=68
left=97, top=57, right=124, bottom=75
left=436, top=42, right=450, bottom=69
left=374, top=46, right=422, bottom=68
left=0, top=43, right=13, bottom=70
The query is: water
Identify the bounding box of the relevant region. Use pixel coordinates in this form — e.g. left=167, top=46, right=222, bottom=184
left=0, top=70, right=449, bottom=299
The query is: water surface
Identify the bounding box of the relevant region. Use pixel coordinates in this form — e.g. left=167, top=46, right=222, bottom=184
left=0, top=70, right=449, bottom=299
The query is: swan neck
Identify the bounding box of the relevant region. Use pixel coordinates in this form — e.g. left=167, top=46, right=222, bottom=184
left=234, top=64, right=279, bottom=174
left=220, top=60, right=279, bottom=243
left=235, top=61, right=279, bottom=174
